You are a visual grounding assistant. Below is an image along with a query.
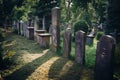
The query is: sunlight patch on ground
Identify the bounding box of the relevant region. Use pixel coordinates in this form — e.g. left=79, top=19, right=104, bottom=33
left=21, top=51, right=45, bottom=63
left=20, top=49, right=49, bottom=63
left=59, top=61, right=73, bottom=76
left=26, top=57, right=60, bottom=80
left=3, top=40, right=17, bottom=48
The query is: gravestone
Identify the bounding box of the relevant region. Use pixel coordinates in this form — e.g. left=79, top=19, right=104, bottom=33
left=12, top=21, right=16, bottom=31
left=86, top=35, right=94, bottom=46
left=27, top=27, right=34, bottom=40
left=39, top=33, right=51, bottom=48
left=51, top=7, right=60, bottom=51
left=17, top=20, right=20, bottom=35
left=63, top=29, right=71, bottom=57
left=23, top=22, right=27, bottom=37
left=75, top=30, right=86, bottom=65
left=34, top=16, right=39, bottom=40
left=20, top=20, right=24, bottom=36
left=86, top=29, right=95, bottom=45
left=95, top=35, right=115, bottom=80
left=35, top=30, right=46, bottom=43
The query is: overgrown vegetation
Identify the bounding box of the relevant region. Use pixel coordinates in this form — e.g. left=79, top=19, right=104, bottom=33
left=74, top=20, right=89, bottom=34
left=96, top=31, right=104, bottom=40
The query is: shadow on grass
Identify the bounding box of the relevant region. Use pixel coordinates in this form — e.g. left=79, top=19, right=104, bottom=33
left=4, top=51, right=56, bottom=80
left=48, top=57, right=68, bottom=78
left=48, top=57, right=83, bottom=80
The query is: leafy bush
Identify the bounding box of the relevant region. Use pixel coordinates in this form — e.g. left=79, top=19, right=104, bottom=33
left=96, top=31, right=104, bottom=40
left=74, top=20, right=89, bottom=34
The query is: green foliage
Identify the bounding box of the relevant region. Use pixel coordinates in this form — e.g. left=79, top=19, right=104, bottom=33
left=96, top=31, right=104, bottom=40
left=13, top=0, right=37, bottom=21
left=74, top=20, right=88, bottom=33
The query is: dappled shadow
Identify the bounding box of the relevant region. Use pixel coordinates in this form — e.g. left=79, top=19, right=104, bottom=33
left=48, top=57, right=94, bottom=80
left=59, top=64, right=93, bottom=80
left=4, top=50, right=57, bottom=80
left=48, top=57, right=69, bottom=79
left=48, top=57, right=82, bottom=80
left=59, top=63, right=82, bottom=80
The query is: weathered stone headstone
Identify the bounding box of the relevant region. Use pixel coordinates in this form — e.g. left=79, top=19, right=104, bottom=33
left=63, top=29, right=71, bottom=57
left=75, top=30, right=86, bottom=65
left=27, top=27, right=34, bottom=40
left=39, top=33, right=51, bottom=48
left=95, top=35, right=115, bottom=80
left=17, top=20, right=20, bottom=35
left=86, top=35, right=94, bottom=46
left=23, top=22, right=27, bottom=37
left=34, top=16, right=39, bottom=41
left=12, top=21, right=16, bottom=31
left=35, top=30, right=46, bottom=43
left=86, top=29, right=95, bottom=45
left=20, top=20, right=24, bottom=36
left=51, top=7, right=60, bottom=51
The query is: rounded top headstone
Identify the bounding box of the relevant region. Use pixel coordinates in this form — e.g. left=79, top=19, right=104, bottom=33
left=100, top=35, right=116, bottom=44
left=52, top=7, right=60, bottom=10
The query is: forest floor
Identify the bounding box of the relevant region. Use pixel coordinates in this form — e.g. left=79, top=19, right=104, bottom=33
left=1, top=31, right=93, bottom=80
left=0, top=29, right=120, bottom=80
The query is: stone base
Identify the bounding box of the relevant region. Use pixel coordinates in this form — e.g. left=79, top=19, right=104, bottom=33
left=39, top=33, right=51, bottom=48
left=35, top=30, right=46, bottom=43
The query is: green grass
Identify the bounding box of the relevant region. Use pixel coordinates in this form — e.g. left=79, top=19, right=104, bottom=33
left=85, top=39, right=97, bottom=68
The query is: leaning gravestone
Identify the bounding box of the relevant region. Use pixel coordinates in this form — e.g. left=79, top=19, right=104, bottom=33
left=75, top=30, right=86, bottom=65
left=63, top=29, right=72, bottom=57
left=51, top=7, right=60, bottom=51
left=95, top=35, right=115, bottom=80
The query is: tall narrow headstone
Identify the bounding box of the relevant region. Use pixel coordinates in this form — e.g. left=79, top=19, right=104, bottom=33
left=95, top=35, right=115, bottom=80
left=63, top=29, right=71, bottom=57
left=51, top=7, right=60, bottom=51
left=75, top=30, right=86, bottom=65
left=34, top=16, right=39, bottom=41
left=17, top=20, right=20, bottom=35
left=12, top=21, right=16, bottom=31
left=20, top=20, right=24, bottom=35
left=23, top=22, right=27, bottom=37
left=27, top=27, right=34, bottom=40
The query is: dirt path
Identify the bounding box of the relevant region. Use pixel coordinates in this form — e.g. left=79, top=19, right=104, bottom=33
left=1, top=33, right=93, bottom=80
